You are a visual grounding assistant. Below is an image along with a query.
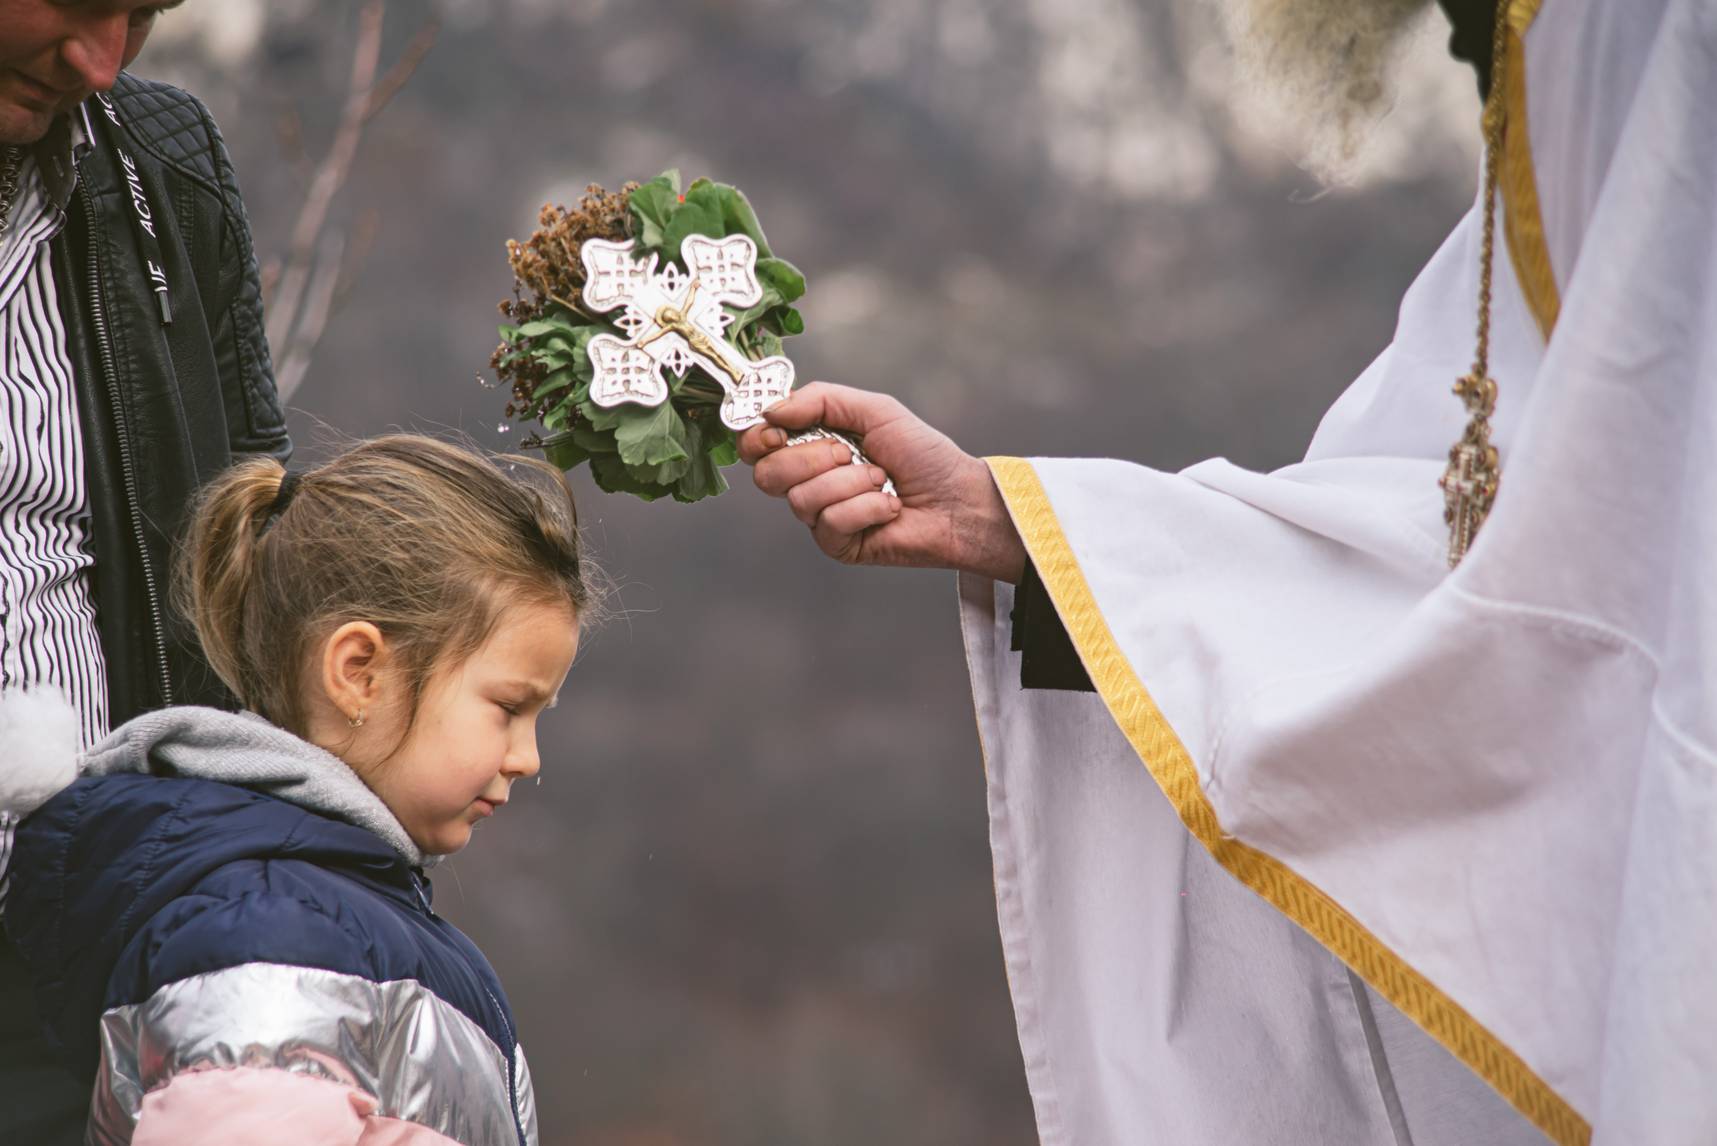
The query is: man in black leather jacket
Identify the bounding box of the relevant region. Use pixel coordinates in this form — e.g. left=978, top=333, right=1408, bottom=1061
left=0, top=5, right=289, bottom=1140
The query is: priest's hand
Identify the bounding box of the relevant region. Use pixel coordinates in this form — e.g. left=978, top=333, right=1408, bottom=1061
left=738, top=383, right=1027, bottom=583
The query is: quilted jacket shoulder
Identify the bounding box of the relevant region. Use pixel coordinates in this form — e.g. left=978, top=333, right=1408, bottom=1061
left=108, top=74, right=226, bottom=187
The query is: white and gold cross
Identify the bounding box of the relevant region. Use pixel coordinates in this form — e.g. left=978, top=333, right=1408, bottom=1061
left=580, top=234, right=795, bottom=430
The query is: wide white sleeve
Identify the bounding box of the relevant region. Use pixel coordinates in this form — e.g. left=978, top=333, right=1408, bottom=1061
left=962, top=562, right=1548, bottom=1146
left=965, top=4, right=1717, bottom=1144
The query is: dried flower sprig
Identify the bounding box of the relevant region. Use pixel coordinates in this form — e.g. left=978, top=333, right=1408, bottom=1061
left=492, top=183, right=636, bottom=425
left=489, top=170, right=807, bottom=502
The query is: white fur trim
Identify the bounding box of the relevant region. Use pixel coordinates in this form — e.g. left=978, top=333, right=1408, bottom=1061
left=0, top=687, right=81, bottom=816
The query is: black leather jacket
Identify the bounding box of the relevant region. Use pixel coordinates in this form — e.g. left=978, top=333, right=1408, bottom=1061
left=50, top=75, right=290, bottom=727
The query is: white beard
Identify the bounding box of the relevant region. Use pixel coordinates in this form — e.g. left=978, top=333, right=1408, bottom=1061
left=1203, top=0, right=1440, bottom=180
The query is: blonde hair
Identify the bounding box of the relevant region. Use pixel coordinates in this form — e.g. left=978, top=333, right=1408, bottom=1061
left=176, top=434, right=595, bottom=735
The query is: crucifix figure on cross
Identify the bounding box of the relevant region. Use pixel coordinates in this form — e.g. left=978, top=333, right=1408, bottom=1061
left=580, top=234, right=796, bottom=430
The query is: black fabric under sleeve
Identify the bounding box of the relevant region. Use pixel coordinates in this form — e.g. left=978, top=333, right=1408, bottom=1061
left=1010, top=559, right=1096, bottom=693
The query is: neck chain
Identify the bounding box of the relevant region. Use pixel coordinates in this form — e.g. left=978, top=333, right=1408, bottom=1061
left=0, top=145, right=24, bottom=244
left=1439, top=1, right=1513, bottom=568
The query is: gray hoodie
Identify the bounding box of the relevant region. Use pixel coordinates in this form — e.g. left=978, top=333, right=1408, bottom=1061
left=0, top=692, right=428, bottom=911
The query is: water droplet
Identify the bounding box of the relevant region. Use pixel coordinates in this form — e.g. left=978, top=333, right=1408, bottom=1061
left=496, top=422, right=511, bottom=434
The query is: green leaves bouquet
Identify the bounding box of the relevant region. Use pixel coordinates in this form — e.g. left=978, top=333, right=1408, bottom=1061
left=492, top=171, right=809, bottom=502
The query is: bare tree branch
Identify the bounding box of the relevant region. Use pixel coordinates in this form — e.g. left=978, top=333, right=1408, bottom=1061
left=276, top=232, right=346, bottom=401
left=364, top=17, right=440, bottom=122
left=265, top=0, right=382, bottom=357
left=265, top=1, right=438, bottom=401
left=273, top=106, right=313, bottom=190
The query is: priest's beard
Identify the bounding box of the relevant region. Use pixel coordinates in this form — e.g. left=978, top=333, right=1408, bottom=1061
left=1205, top=0, right=1438, bottom=180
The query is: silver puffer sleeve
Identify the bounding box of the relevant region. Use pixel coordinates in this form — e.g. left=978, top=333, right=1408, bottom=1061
left=90, top=962, right=534, bottom=1145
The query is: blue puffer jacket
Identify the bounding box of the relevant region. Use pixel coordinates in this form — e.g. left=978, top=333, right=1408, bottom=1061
left=4, top=773, right=537, bottom=1145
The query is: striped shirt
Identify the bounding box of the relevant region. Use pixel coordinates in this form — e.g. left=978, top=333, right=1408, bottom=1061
left=0, top=109, right=108, bottom=750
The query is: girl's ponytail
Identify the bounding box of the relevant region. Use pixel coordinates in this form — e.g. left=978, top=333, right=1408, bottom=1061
left=174, top=457, right=291, bottom=716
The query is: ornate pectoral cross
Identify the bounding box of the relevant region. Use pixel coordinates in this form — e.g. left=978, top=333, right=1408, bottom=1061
left=1440, top=0, right=1516, bottom=568
left=579, top=234, right=795, bottom=430
left=1439, top=371, right=1501, bottom=566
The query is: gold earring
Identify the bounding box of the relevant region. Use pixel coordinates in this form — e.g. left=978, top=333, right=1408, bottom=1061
left=349, top=710, right=366, bottom=729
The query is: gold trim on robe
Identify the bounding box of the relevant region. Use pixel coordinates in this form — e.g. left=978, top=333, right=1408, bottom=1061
left=985, top=455, right=1591, bottom=1146
left=1504, top=0, right=1561, bottom=340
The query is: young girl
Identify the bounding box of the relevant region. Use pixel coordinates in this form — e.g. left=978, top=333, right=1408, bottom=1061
left=0, top=435, right=593, bottom=1146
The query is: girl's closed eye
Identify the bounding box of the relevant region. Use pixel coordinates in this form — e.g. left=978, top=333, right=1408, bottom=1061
left=491, top=682, right=557, bottom=720
left=495, top=693, right=551, bottom=719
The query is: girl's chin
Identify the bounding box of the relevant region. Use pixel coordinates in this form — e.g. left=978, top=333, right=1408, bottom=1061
left=414, top=822, right=475, bottom=857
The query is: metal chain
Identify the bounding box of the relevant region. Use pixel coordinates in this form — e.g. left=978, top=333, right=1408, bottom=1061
left=1438, top=2, right=1513, bottom=567
left=0, top=145, right=25, bottom=244
left=784, top=425, right=897, bottom=496
left=1471, top=4, right=1510, bottom=382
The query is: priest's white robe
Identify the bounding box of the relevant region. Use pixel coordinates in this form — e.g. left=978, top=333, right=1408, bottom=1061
left=960, top=2, right=1716, bottom=1143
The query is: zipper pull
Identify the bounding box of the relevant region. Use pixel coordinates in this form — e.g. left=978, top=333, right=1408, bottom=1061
left=410, top=869, right=436, bottom=916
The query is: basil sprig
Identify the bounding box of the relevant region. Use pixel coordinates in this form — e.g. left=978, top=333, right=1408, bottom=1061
left=493, top=170, right=807, bottom=502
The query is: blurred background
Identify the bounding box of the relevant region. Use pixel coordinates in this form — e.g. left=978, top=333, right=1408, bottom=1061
left=139, top=2, right=1479, bottom=1142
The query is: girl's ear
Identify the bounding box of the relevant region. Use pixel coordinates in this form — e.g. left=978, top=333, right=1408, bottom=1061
left=320, top=621, right=388, bottom=724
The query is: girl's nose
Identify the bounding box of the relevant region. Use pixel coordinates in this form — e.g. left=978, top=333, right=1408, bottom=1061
left=505, top=731, right=542, bottom=780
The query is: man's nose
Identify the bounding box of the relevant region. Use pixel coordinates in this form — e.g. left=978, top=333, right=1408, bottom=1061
left=60, top=18, right=130, bottom=95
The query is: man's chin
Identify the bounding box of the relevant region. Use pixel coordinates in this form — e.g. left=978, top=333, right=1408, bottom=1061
left=0, top=102, right=56, bottom=147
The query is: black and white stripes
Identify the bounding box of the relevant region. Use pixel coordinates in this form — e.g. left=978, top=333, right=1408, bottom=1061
left=0, top=812, right=17, bottom=913
left=0, top=152, right=108, bottom=751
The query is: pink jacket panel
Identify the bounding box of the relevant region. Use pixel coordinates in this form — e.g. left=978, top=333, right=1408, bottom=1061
left=131, top=1066, right=463, bottom=1146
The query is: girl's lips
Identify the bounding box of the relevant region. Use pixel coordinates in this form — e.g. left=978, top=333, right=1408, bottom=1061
left=473, top=797, right=505, bottom=817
